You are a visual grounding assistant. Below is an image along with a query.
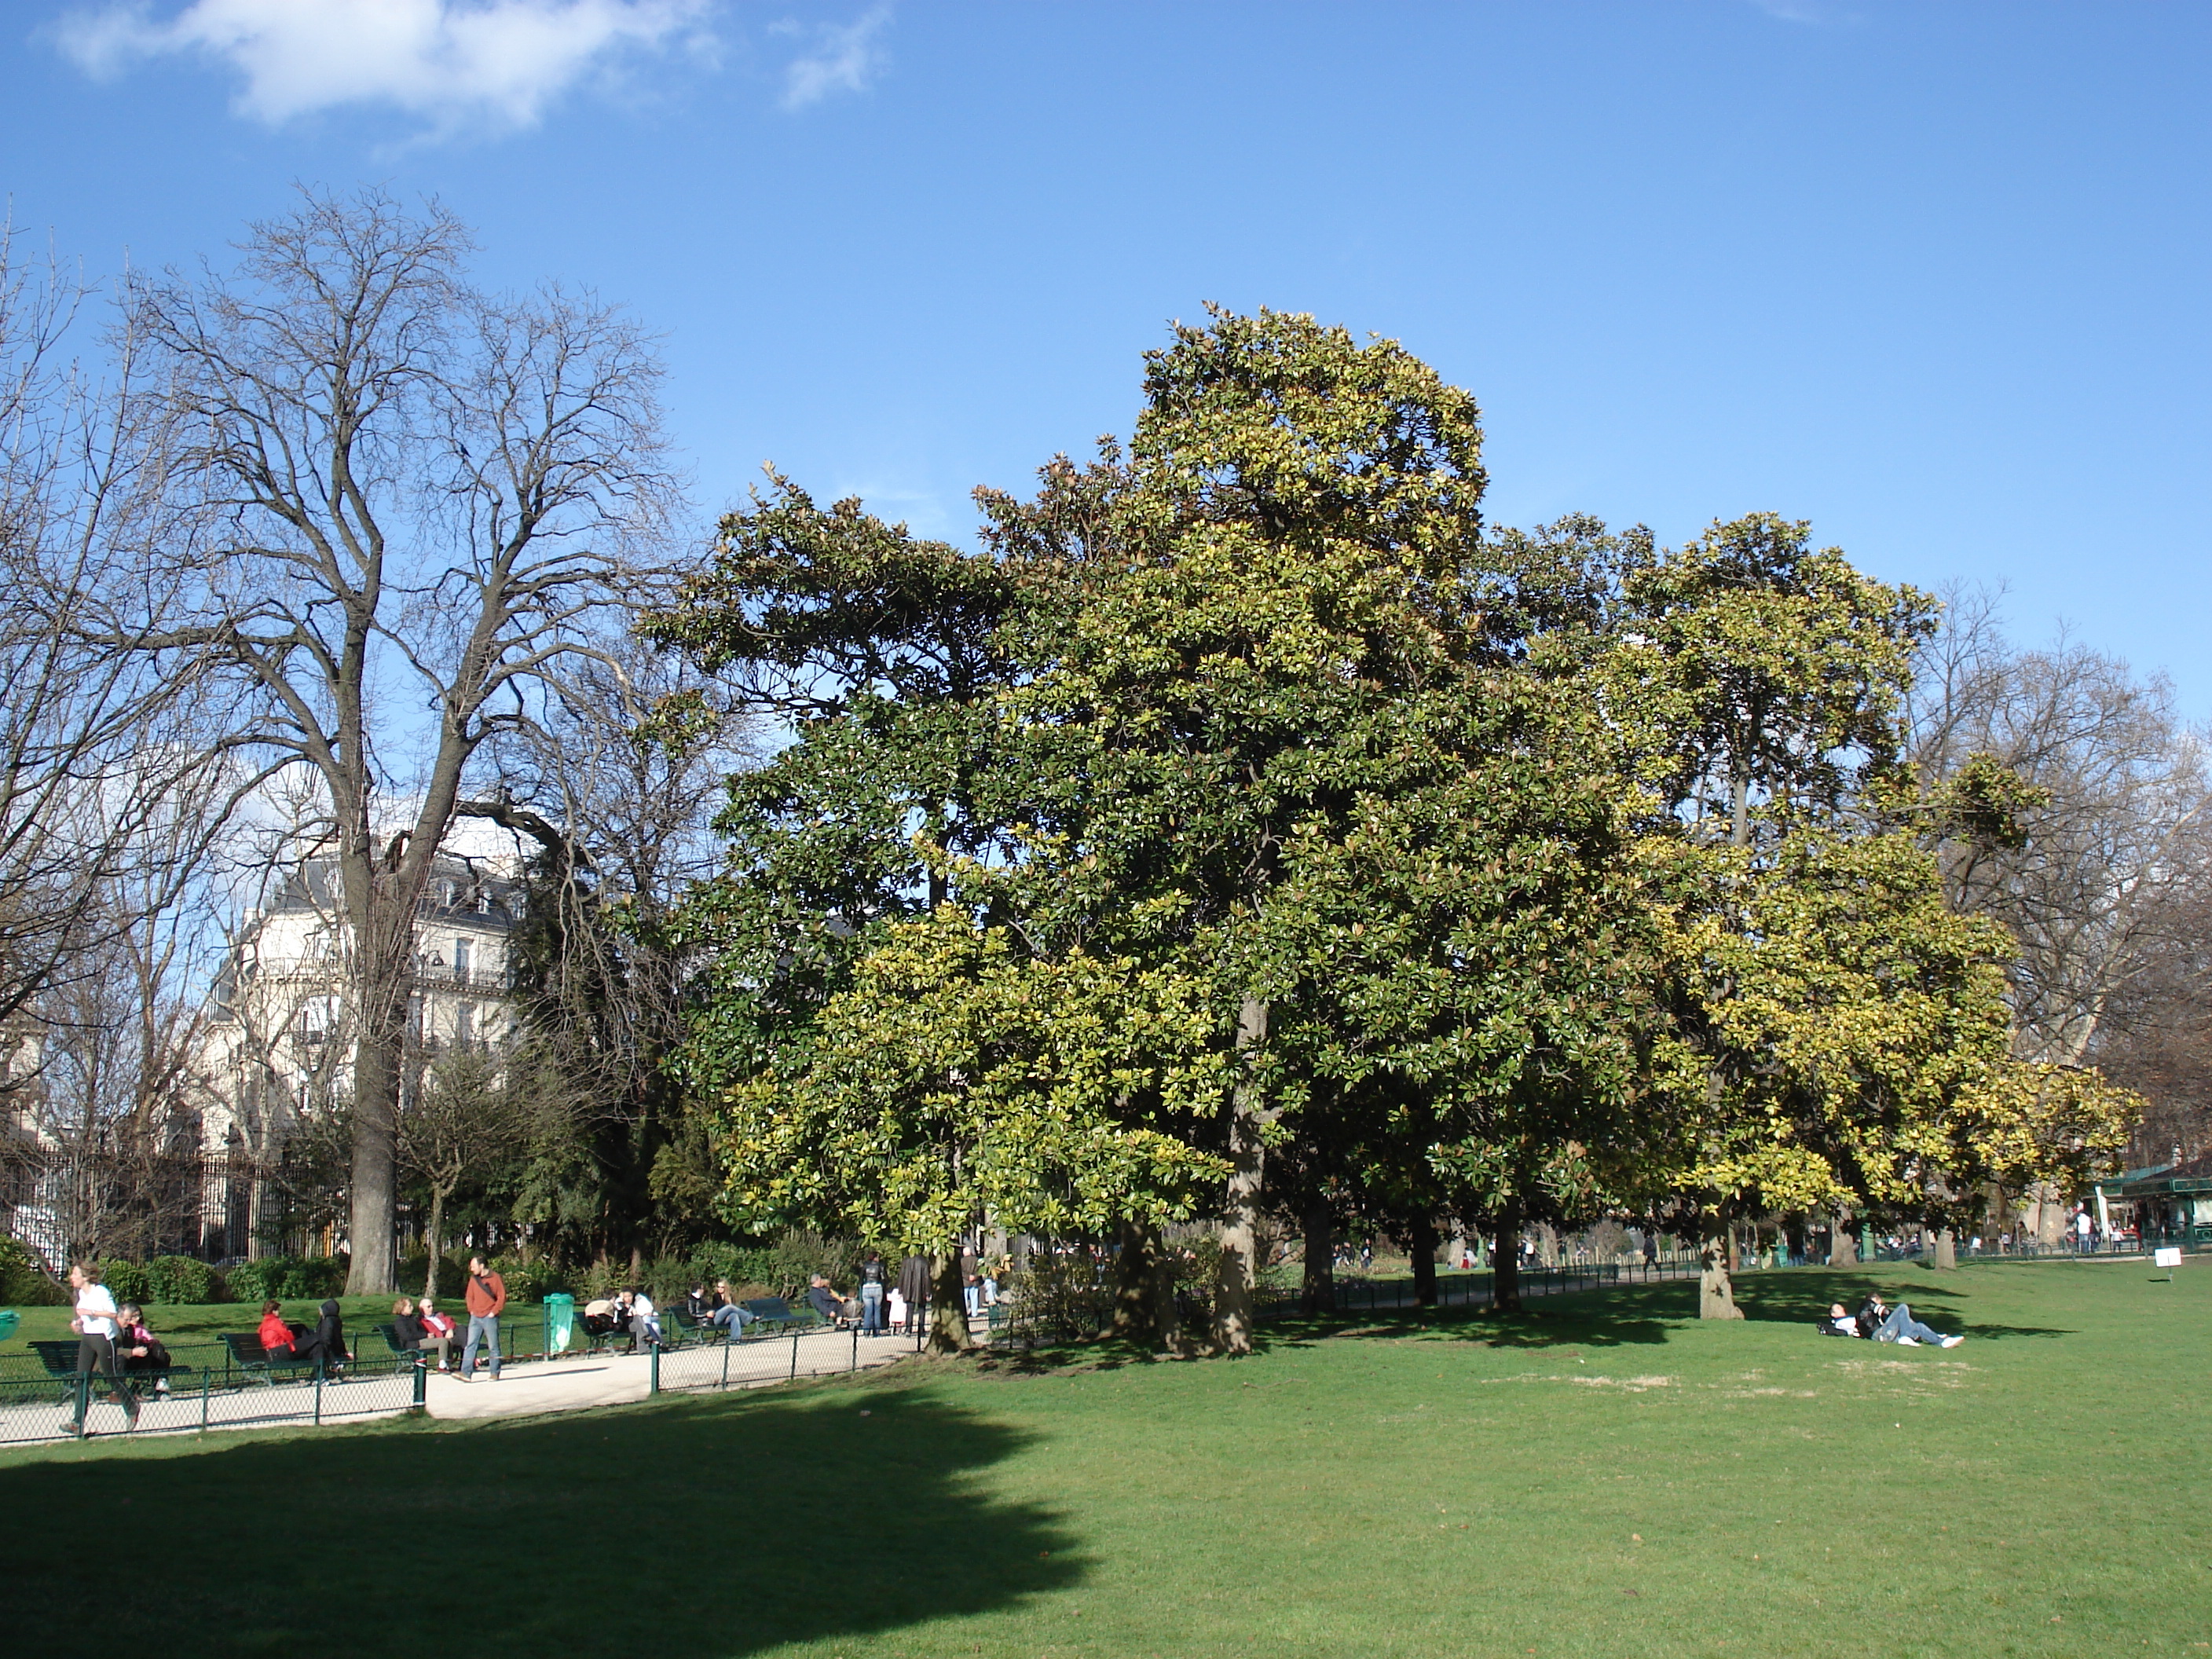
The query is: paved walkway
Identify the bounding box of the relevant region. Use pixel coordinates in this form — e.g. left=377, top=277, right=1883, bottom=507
left=429, top=1325, right=914, bottom=1423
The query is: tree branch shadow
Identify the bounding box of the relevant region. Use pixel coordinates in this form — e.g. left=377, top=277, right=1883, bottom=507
left=0, top=1381, right=1080, bottom=1656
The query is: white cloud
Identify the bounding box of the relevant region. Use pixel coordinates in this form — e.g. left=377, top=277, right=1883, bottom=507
left=52, top=0, right=715, bottom=130
left=777, top=3, right=888, bottom=111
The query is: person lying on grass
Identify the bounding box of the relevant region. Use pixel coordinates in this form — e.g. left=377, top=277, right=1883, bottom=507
left=1820, top=1298, right=1965, bottom=1347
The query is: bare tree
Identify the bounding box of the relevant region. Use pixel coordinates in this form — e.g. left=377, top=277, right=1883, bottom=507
left=1909, top=586, right=2209, bottom=1233
left=100, top=190, right=680, bottom=1292
left=0, top=224, right=214, bottom=1046
left=456, top=638, right=749, bottom=1266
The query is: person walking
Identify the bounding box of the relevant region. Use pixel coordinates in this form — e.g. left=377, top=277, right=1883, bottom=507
left=2075, top=1206, right=2096, bottom=1254
left=859, top=1251, right=888, bottom=1337
left=460, top=1255, right=506, bottom=1381
left=66, top=1262, right=137, bottom=1436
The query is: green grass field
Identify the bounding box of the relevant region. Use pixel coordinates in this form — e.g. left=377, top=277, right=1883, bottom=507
left=2, top=1259, right=2205, bottom=1657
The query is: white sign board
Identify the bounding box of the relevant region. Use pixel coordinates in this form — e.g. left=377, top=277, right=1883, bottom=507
left=2154, top=1247, right=2183, bottom=1269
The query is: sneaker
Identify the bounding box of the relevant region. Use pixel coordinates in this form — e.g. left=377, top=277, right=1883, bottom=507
left=1940, top=1335, right=1965, bottom=1348
left=1895, top=1335, right=1920, bottom=1346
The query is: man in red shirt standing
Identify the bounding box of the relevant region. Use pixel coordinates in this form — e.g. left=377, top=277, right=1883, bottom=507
left=460, top=1255, right=507, bottom=1381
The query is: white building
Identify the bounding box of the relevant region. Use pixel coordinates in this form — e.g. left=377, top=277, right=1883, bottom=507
left=193, top=855, right=529, bottom=1165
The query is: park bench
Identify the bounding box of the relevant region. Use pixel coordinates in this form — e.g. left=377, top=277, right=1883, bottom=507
left=738, top=1297, right=820, bottom=1335
left=376, top=1322, right=437, bottom=1375
left=27, top=1339, right=189, bottom=1403
left=219, top=1331, right=339, bottom=1386
left=666, top=1308, right=728, bottom=1347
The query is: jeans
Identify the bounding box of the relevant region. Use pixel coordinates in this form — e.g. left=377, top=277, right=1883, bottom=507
left=462, top=1313, right=501, bottom=1377
left=861, top=1283, right=884, bottom=1334
left=1875, top=1305, right=1946, bottom=1345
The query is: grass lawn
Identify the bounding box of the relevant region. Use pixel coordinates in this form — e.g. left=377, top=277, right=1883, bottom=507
left=2, top=1259, right=2205, bottom=1657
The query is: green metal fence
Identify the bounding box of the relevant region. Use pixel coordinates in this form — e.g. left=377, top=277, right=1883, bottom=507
left=0, top=1339, right=424, bottom=1446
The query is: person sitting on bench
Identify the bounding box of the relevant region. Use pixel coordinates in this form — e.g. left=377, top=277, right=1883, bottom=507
left=258, top=1299, right=300, bottom=1362
left=393, top=1297, right=453, bottom=1371
left=289, top=1298, right=350, bottom=1372
left=420, top=1297, right=460, bottom=1354
left=806, top=1274, right=843, bottom=1327
left=628, top=1288, right=661, bottom=1351
left=709, top=1279, right=754, bottom=1337
left=116, top=1304, right=174, bottom=1393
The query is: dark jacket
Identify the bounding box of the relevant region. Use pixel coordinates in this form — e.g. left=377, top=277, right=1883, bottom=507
left=295, top=1298, right=347, bottom=1364
left=807, top=1285, right=840, bottom=1322
left=1853, top=1298, right=1887, bottom=1340
left=859, top=1258, right=888, bottom=1289
left=897, top=1255, right=931, bottom=1305
left=393, top=1310, right=428, bottom=1347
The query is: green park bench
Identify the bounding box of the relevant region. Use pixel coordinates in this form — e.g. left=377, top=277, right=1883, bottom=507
left=219, top=1331, right=338, bottom=1386
left=28, top=1339, right=189, bottom=1403
left=738, top=1297, right=820, bottom=1335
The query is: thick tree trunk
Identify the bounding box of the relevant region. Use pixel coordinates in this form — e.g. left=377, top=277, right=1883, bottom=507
left=1301, top=1194, right=1335, bottom=1315
left=926, top=1251, right=970, bottom=1354
left=1492, top=1199, right=1523, bottom=1313
left=1212, top=997, right=1270, bottom=1356
left=1828, top=1210, right=1858, bottom=1267
left=345, top=1019, right=401, bottom=1296
left=1410, top=1213, right=1437, bottom=1309
left=1933, top=1227, right=1957, bottom=1270
left=2031, top=1181, right=2067, bottom=1247
left=1698, top=1232, right=1745, bottom=1319
left=1112, top=1219, right=1160, bottom=1344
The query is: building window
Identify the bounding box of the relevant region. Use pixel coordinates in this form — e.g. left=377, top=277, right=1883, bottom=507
left=452, top=937, right=471, bottom=981
left=456, top=1003, right=474, bottom=1049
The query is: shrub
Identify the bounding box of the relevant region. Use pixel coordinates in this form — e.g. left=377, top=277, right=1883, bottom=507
left=0, top=1236, right=66, bottom=1306
left=147, top=1256, right=222, bottom=1304
left=101, top=1258, right=152, bottom=1306
left=225, top=1254, right=348, bottom=1302
left=397, top=1253, right=472, bottom=1301
left=487, top=1255, right=558, bottom=1302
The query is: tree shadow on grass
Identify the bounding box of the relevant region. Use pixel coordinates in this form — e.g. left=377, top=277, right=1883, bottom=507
left=0, top=1380, right=1079, bottom=1657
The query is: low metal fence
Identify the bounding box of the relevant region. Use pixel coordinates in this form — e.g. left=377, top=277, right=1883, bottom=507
left=651, top=1324, right=895, bottom=1395
left=0, top=1339, right=423, bottom=1446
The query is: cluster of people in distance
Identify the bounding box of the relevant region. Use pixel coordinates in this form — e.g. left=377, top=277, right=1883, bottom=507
left=1821, top=1293, right=1965, bottom=1347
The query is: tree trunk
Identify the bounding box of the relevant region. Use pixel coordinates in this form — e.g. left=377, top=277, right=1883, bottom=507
left=344, top=1015, right=401, bottom=1296
left=1301, top=1192, right=1335, bottom=1315
left=2032, top=1181, right=2067, bottom=1247
left=1211, top=996, right=1269, bottom=1356
left=1933, top=1227, right=1957, bottom=1270
left=1829, top=1209, right=1858, bottom=1267
left=926, top=1251, right=970, bottom=1354
left=1698, top=1232, right=1745, bottom=1320
left=1492, top=1199, right=1523, bottom=1313
left=422, top=1188, right=447, bottom=1302
left=1410, top=1213, right=1437, bottom=1309
left=1112, top=1219, right=1159, bottom=1344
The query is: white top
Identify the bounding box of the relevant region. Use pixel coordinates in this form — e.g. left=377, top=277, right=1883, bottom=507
left=632, top=1293, right=655, bottom=1317
left=75, top=1283, right=119, bottom=1339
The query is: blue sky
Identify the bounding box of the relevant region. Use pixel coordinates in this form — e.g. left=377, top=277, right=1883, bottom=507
left=6, top=2, right=2208, bottom=710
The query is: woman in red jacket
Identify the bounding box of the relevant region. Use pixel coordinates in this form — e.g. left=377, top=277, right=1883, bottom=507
left=257, top=1299, right=298, bottom=1361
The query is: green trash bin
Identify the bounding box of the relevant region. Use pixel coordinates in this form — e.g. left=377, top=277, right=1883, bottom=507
left=543, top=1293, right=575, bottom=1356
left=0, top=1309, right=18, bottom=1343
